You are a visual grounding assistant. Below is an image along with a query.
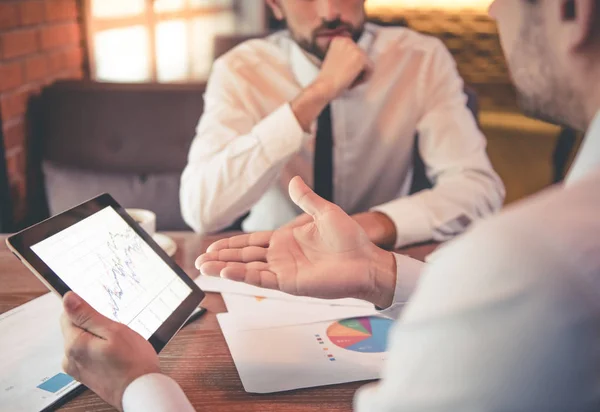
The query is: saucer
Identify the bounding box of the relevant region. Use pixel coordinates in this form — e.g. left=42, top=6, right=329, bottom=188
left=153, top=233, right=177, bottom=257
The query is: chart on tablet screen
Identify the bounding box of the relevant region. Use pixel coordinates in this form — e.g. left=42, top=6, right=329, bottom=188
left=31, top=207, right=191, bottom=339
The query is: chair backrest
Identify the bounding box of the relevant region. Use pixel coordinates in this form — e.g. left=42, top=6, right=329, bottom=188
left=214, top=33, right=268, bottom=60
left=553, top=127, right=579, bottom=183
left=32, top=80, right=206, bottom=230
left=40, top=81, right=205, bottom=174
left=0, top=121, right=13, bottom=233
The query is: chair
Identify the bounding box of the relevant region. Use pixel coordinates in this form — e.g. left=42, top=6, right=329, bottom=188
left=214, top=34, right=267, bottom=59
left=29, top=80, right=206, bottom=231
left=0, top=119, right=14, bottom=233
left=552, top=127, right=578, bottom=183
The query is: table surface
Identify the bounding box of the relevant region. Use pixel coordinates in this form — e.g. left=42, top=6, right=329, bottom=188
left=0, top=232, right=437, bottom=412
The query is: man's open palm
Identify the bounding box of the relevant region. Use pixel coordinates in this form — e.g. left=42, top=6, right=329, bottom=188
left=196, top=177, right=392, bottom=301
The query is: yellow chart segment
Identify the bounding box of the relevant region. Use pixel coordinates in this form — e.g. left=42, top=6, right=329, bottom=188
left=327, top=322, right=371, bottom=338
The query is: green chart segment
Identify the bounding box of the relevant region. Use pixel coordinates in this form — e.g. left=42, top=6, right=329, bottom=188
left=326, top=317, right=393, bottom=353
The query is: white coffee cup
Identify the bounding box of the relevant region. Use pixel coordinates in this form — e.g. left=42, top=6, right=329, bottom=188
left=125, top=208, right=157, bottom=237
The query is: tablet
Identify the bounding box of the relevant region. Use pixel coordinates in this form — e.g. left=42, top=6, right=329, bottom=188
left=7, top=194, right=205, bottom=353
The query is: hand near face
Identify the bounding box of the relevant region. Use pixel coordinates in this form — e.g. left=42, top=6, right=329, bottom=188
left=317, top=36, right=374, bottom=99
left=60, top=292, right=160, bottom=411
left=197, top=177, right=396, bottom=306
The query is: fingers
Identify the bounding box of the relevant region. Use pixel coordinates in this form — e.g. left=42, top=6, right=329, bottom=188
left=60, top=311, right=82, bottom=347
left=199, top=259, right=282, bottom=291
left=196, top=246, right=268, bottom=271
left=197, top=232, right=272, bottom=270
left=288, top=176, right=337, bottom=218
left=63, top=292, right=114, bottom=338
left=198, top=261, right=229, bottom=276
left=60, top=311, right=94, bottom=381
left=200, top=246, right=267, bottom=265
left=200, top=260, right=269, bottom=277
left=220, top=263, right=280, bottom=290
left=205, top=231, right=272, bottom=254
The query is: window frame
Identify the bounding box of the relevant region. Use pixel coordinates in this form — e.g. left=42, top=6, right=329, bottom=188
left=83, top=0, right=236, bottom=82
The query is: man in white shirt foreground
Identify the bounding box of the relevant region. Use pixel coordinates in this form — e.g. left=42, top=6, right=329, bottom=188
left=180, top=0, right=505, bottom=249
left=60, top=0, right=600, bottom=410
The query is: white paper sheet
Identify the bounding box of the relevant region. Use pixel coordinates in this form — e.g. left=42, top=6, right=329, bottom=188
left=0, top=293, right=81, bottom=412
left=195, top=275, right=371, bottom=307
left=221, top=293, right=379, bottom=329
left=217, top=313, right=394, bottom=393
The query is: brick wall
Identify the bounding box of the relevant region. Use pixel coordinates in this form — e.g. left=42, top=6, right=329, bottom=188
left=0, top=0, right=85, bottom=224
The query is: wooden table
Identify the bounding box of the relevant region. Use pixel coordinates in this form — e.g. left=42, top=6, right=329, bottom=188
left=0, top=232, right=437, bottom=411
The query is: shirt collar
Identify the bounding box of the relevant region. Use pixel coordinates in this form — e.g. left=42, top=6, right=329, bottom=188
left=290, top=24, right=376, bottom=89
left=565, top=111, right=600, bottom=186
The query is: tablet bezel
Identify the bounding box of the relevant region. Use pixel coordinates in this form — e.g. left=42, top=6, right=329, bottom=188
left=6, top=193, right=205, bottom=353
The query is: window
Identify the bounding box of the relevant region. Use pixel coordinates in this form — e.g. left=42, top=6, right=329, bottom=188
left=366, top=0, right=493, bottom=10
left=84, top=0, right=265, bottom=83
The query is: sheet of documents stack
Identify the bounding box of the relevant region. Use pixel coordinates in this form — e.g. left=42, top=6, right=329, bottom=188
left=0, top=293, right=81, bottom=412
left=195, top=275, right=394, bottom=394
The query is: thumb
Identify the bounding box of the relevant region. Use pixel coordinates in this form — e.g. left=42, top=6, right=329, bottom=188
left=63, top=292, right=113, bottom=338
left=288, top=176, right=335, bottom=218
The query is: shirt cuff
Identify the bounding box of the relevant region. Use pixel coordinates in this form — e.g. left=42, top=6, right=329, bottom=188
left=371, top=196, right=433, bottom=249
left=377, top=253, right=424, bottom=319
left=254, top=103, right=313, bottom=164
left=122, top=373, right=195, bottom=412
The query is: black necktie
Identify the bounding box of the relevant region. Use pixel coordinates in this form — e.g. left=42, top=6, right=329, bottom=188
left=314, top=105, right=334, bottom=202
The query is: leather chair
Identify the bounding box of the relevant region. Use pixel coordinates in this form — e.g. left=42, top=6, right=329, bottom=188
left=0, top=122, right=13, bottom=233
left=31, top=80, right=206, bottom=230
left=552, top=127, right=578, bottom=183
left=29, top=35, right=479, bottom=233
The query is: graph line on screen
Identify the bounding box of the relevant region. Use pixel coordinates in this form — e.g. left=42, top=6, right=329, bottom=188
left=100, top=228, right=147, bottom=318
left=30, top=207, right=192, bottom=338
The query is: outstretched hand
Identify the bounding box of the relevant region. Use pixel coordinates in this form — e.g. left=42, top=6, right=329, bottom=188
left=196, top=177, right=396, bottom=306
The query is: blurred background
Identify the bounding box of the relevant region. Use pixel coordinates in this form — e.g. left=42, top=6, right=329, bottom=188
left=0, top=0, right=581, bottom=232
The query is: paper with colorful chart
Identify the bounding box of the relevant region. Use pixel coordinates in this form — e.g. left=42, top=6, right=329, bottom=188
left=217, top=313, right=395, bottom=393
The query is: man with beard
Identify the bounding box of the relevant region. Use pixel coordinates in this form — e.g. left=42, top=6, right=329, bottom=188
left=180, top=0, right=505, bottom=250
left=57, top=0, right=600, bottom=410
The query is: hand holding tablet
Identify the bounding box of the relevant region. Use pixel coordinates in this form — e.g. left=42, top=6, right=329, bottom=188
left=7, top=194, right=205, bottom=353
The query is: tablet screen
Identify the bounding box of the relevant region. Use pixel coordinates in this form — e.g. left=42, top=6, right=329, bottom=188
left=30, top=206, right=192, bottom=339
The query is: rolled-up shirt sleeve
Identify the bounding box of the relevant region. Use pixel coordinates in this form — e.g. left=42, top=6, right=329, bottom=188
left=180, top=59, right=312, bottom=235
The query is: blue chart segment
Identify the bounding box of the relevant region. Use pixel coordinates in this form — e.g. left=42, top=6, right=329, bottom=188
left=37, top=373, right=74, bottom=393
left=326, top=317, right=393, bottom=353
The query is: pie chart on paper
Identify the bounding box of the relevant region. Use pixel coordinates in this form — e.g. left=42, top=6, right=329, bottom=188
left=326, top=317, right=393, bottom=353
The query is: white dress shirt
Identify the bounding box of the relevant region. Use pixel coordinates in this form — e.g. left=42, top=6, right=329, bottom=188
left=354, top=111, right=600, bottom=411
left=180, top=24, right=505, bottom=248
left=123, top=112, right=600, bottom=411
